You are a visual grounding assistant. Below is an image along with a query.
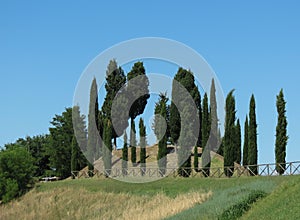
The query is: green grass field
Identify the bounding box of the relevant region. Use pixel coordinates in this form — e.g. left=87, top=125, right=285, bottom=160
left=1, top=175, right=300, bottom=219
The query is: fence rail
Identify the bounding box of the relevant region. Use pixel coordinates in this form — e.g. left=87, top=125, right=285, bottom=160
left=71, top=161, right=300, bottom=179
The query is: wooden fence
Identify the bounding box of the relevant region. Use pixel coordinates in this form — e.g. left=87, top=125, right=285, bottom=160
left=71, top=161, right=300, bottom=179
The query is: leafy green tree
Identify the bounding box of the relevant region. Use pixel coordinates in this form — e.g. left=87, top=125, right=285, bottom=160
left=248, top=95, right=258, bottom=175
left=0, top=146, right=35, bottom=203
left=235, top=119, right=242, bottom=164
left=224, top=90, right=236, bottom=177
left=71, top=136, right=88, bottom=178
left=102, top=59, right=126, bottom=148
left=127, top=62, right=150, bottom=165
left=48, top=108, right=74, bottom=178
left=103, top=118, right=112, bottom=177
left=47, top=107, right=88, bottom=179
left=16, top=135, right=51, bottom=177
left=243, top=116, right=249, bottom=166
left=122, top=131, right=128, bottom=175
left=275, top=89, right=288, bottom=175
left=139, top=118, right=147, bottom=176
left=87, top=78, right=100, bottom=169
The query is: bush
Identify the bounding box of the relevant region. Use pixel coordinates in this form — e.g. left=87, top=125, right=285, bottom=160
left=219, top=190, right=267, bottom=220
left=0, top=146, right=35, bottom=203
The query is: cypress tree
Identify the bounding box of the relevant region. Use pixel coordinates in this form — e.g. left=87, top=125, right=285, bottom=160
left=130, top=118, right=137, bottom=165
left=243, top=116, right=249, bottom=166
left=170, top=68, right=200, bottom=146
left=153, top=93, right=169, bottom=176
left=224, top=90, right=236, bottom=177
left=248, top=95, right=258, bottom=175
left=103, top=118, right=112, bottom=177
left=122, top=131, right=128, bottom=175
left=71, top=137, right=79, bottom=178
left=139, top=118, right=147, bottom=176
left=153, top=93, right=170, bottom=141
left=275, top=89, right=288, bottom=175
left=127, top=62, right=150, bottom=165
left=202, top=93, right=210, bottom=149
left=201, top=93, right=210, bottom=176
left=102, top=59, right=126, bottom=149
left=235, top=119, right=241, bottom=164
left=87, top=78, right=99, bottom=170
left=193, top=146, right=199, bottom=172
left=209, top=78, right=218, bottom=152
left=157, top=101, right=168, bottom=176
left=178, top=103, right=197, bottom=177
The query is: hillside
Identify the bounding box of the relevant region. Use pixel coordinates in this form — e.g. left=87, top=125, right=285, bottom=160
left=89, top=144, right=243, bottom=179
left=1, top=175, right=300, bottom=219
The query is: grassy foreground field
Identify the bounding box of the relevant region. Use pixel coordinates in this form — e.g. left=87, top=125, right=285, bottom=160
left=1, top=175, right=300, bottom=219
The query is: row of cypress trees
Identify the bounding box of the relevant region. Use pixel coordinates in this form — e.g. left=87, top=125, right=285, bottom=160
left=78, top=59, right=288, bottom=177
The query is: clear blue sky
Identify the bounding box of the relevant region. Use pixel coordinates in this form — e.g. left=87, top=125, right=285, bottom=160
left=1, top=1, right=299, bottom=164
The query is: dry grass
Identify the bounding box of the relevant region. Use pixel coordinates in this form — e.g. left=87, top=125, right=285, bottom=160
left=0, top=187, right=211, bottom=220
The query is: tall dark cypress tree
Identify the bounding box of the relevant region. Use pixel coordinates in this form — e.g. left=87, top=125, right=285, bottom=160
left=201, top=93, right=210, bottom=176
left=193, top=146, right=199, bottom=172
left=87, top=78, right=99, bottom=171
left=127, top=62, right=150, bottom=165
left=139, top=118, right=147, bottom=176
left=130, top=118, right=137, bottom=165
left=102, top=59, right=126, bottom=149
left=243, top=116, right=249, bottom=166
left=202, top=93, right=210, bottom=150
left=275, top=89, right=288, bottom=175
left=224, top=90, right=236, bottom=177
left=178, top=105, right=193, bottom=177
left=71, top=137, right=79, bottom=178
left=122, top=131, right=128, bottom=175
left=235, top=119, right=241, bottom=164
left=248, top=95, right=258, bottom=175
left=209, top=78, right=218, bottom=152
left=156, top=100, right=168, bottom=176
left=170, top=68, right=200, bottom=146
left=103, top=118, right=112, bottom=177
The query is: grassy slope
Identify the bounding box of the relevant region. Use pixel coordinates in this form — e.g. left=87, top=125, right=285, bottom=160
left=240, top=175, right=300, bottom=220
left=1, top=175, right=299, bottom=219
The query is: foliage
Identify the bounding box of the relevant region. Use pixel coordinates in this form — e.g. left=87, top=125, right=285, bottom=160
left=243, top=116, right=249, bottom=166
left=170, top=68, right=200, bottom=145
left=219, top=190, right=267, bottom=220
left=248, top=95, right=258, bottom=175
left=0, top=146, right=35, bottom=203
left=275, top=89, right=288, bottom=175
left=178, top=104, right=197, bottom=177
left=224, top=90, right=236, bottom=177
left=103, top=118, right=112, bottom=177
left=235, top=119, right=241, bottom=164
left=48, top=108, right=74, bottom=178
left=127, top=61, right=150, bottom=120
left=87, top=78, right=100, bottom=167
left=209, top=78, right=218, bottom=152
left=130, top=118, right=137, bottom=165
left=122, top=131, right=128, bottom=175
left=154, top=93, right=168, bottom=175
left=127, top=61, right=150, bottom=165
left=139, top=118, right=147, bottom=175
left=102, top=59, right=126, bottom=147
